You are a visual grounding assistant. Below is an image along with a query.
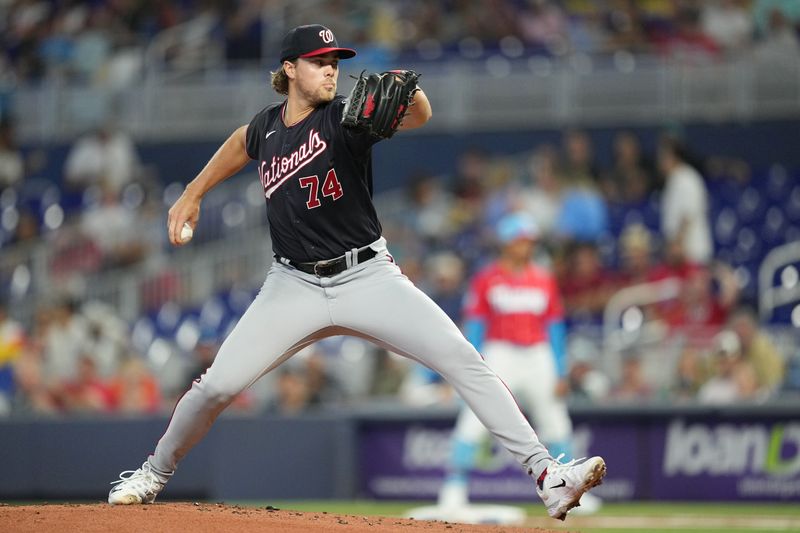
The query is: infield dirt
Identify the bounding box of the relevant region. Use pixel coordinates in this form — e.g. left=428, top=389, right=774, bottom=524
left=0, top=502, right=563, bottom=532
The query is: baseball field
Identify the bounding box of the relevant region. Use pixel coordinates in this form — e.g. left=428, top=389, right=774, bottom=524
left=2, top=501, right=799, bottom=533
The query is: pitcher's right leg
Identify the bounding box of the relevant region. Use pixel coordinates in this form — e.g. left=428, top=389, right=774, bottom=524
left=109, top=265, right=331, bottom=504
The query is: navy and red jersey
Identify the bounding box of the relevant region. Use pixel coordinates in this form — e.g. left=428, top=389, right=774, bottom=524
left=245, top=95, right=383, bottom=262
left=464, top=262, right=563, bottom=346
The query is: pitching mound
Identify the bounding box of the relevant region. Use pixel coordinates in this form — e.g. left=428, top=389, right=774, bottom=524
left=0, top=503, right=562, bottom=533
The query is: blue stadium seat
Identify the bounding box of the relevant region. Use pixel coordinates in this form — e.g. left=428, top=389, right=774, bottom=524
left=785, top=185, right=800, bottom=222
left=175, top=314, right=201, bottom=352
left=761, top=206, right=786, bottom=246
left=155, top=301, right=183, bottom=337
left=226, top=286, right=256, bottom=315
left=714, top=207, right=738, bottom=246
left=131, top=316, right=156, bottom=354
left=199, top=297, right=227, bottom=333
left=736, top=187, right=765, bottom=224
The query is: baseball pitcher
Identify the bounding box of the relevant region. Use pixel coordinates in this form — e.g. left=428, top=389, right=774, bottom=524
left=107, top=24, right=605, bottom=520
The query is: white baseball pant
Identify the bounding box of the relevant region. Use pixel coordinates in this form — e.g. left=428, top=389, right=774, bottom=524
left=147, top=238, right=552, bottom=480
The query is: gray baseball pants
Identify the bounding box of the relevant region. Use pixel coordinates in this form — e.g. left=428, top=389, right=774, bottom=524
left=147, top=238, right=552, bottom=481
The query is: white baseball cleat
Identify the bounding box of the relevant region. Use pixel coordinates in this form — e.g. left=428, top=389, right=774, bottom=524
left=570, top=490, right=603, bottom=515
left=535, top=454, right=606, bottom=521
left=108, top=461, right=166, bottom=505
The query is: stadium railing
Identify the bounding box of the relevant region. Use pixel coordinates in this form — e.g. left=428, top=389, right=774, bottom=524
left=11, top=54, right=800, bottom=144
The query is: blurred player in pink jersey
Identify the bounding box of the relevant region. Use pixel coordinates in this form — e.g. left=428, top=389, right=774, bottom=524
left=437, top=212, right=601, bottom=516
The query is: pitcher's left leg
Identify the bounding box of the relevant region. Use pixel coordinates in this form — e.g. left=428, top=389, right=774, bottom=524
left=524, top=344, right=573, bottom=458
left=331, top=258, right=551, bottom=478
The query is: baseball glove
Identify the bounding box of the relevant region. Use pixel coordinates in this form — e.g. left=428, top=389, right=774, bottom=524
left=341, top=70, right=420, bottom=139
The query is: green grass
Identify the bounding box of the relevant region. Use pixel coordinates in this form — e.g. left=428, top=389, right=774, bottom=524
left=242, top=500, right=800, bottom=532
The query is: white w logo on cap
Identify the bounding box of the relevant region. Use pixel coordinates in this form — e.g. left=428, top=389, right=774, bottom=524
left=319, top=29, right=334, bottom=43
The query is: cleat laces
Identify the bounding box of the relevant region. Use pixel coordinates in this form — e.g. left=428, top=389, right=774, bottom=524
left=110, top=462, right=162, bottom=494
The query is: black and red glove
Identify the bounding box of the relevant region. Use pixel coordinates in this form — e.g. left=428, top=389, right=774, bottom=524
left=341, top=70, right=420, bottom=139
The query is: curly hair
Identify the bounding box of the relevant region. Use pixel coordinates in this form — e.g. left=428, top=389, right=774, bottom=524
left=270, top=63, right=292, bottom=95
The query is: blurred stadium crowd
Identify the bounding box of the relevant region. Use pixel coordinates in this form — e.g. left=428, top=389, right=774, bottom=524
left=0, top=0, right=799, bottom=419
left=1, top=0, right=799, bottom=87
left=1, top=121, right=797, bottom=418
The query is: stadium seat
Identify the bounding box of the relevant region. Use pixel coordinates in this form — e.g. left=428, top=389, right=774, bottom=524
left=714, top=207, right=738, bottom=246
left=736, top=187, right=765, bottom=224
left=155, top=301, right=183, bottom=337
left=131, top=316, right=156, bottom=354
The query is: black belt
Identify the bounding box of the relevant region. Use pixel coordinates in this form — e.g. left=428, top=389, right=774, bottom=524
left=278, top=247, right=378, bottom=277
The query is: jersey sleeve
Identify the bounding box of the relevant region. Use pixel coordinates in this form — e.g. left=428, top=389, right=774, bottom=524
left=463, top=271, right=491, bottom=321
left=245, top=107, right=271, bottom=160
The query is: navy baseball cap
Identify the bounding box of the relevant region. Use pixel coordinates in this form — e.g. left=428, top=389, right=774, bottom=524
left=280, top=24, right=356, bottom=63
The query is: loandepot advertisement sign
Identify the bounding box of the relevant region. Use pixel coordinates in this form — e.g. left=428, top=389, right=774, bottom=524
left=659, top=419, right=800, bottom=499
left=359, top=415, right=800, bottom=501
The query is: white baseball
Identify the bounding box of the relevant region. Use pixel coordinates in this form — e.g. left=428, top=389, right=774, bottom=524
left=180, top=222, right=194, bottom=243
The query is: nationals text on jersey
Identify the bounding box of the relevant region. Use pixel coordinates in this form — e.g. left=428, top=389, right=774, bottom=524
left=259, top=128, right=327, bottom=198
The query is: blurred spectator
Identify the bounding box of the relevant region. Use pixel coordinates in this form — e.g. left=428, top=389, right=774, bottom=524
left=303, top=351, right=345, bottom=407
left=752, top=4, right=800, bottom=60
left=450, top=147, right=489, bottom=206
left=561, top=130, right=600, bottom=187
left=655, top=4, right=721, bottom=61
left=657, top=237, right=704, bottom=282
left=224, top=1, right=264, bottom=63
left=70, top=5, right=114, bottom=83
left=369, top=349, right=408, bottom=398
left=658, top=136, right=713, bottom=265
left=670, top=347, right=708, bottom=402
left=558, top=241, right=615, bottom=325
left=62, top=355, right=115, bottom=413
left=518, top=0, right=570, bottom=52
left=567, top=337, right=611, bottom=402
left=422, top=252, right=466, bottom=323
left=403, top=172, right=455, bottom=249
left=611, top=352, right=652, bottom=401
left=659, top=263, right=739, bottom=335
left=697, top=328, right=769, bottom=404
left=554, top=132, right=608, bottom=242
left=81, top=300, right=129, bottom=378
left=11, top=344, right=57, bottom=415
left=48, top=224, right=104, bottom=281
left=753, top=0, right=800, bottom=37
left=728, top=306, right=785, bottom=391
left=701, top=0, right=754, bottom=54
left=697, top=330, right=746, bottom=404
left=41, top=298, right=90, bottom=386
left=64, top=123, right=140, bottom=194
left=616, top=223, right=661, bottom=287
left=2, top=0, right=797, bottom=87
left=604, top=0, right=651, bottom=54
left=519, top=145, right=562, bottom=237
left=271, top=367, right=311, bottom=415
left=81, top=184, right=149, bottom=268
left=554, top=186, right=609, bottom=243
left=600, top=131, right=657, bottom=204
left=11, top=207, right=41, bottom=245
left=0, top=303, right=25, bottom=415
left=0, top=119, right=23, bottom=189
left=110, top=356, right=161, bottom=414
